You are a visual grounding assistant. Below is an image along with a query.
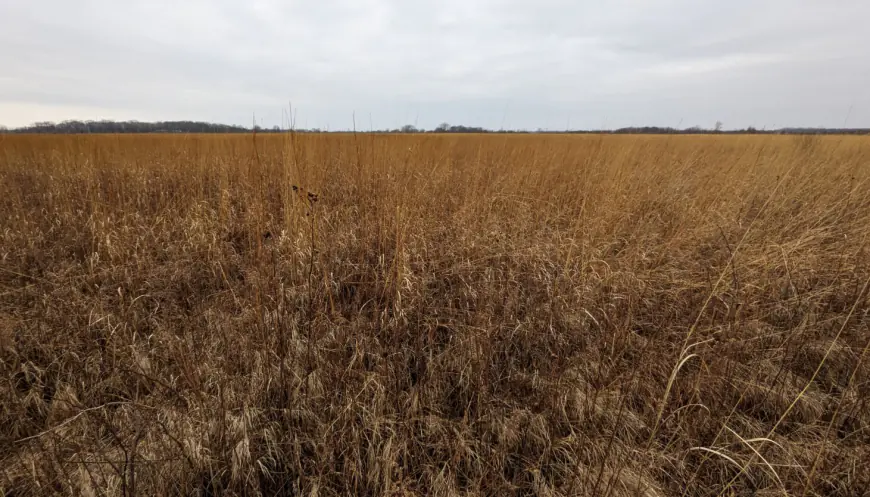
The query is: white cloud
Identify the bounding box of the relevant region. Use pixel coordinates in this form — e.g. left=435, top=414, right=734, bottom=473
left=1, top=0, right=869, bottom=129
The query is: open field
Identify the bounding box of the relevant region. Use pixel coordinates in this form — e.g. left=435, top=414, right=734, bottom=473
left=1, top=133, right=869, bottom=496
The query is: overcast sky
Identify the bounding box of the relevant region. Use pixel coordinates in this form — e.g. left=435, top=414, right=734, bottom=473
left=2, top=0, right=869, bottom=130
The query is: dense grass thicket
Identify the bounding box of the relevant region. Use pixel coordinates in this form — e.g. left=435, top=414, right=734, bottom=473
left=1, top=133, right=869, bottom=496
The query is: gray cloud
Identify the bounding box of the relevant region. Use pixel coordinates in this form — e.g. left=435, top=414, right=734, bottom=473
left=2, top=0, right=869, bottom=129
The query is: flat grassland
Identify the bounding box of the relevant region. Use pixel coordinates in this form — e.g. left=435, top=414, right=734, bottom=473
left=1, top=133, right=869, bottom=496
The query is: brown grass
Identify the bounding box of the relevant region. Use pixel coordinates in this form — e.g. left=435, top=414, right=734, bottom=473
left=1, top=132, right=869, bottom=496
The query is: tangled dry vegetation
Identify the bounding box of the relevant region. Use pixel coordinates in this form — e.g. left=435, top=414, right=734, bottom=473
left=1, top=133, right=869, bottom=496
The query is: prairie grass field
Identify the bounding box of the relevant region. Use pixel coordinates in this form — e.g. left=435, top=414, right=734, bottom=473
left=1, top=132, right=869, bottom=496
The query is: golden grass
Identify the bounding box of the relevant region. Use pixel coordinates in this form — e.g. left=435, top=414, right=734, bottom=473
left=1, top=133, right=869, bottom=496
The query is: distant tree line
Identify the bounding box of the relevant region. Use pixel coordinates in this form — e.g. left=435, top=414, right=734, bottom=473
left=2, top=120, right=252, bottom=134
left=603, top=126, right=870, bottom=135
left=1, top=119, right=868, bottom=135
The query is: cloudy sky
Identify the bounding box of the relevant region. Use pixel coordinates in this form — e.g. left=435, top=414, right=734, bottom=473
left=2, top=0, right=869, bottom=130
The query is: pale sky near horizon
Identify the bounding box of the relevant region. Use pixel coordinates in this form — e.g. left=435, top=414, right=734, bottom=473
left=1, top=1, right=869, bottom=130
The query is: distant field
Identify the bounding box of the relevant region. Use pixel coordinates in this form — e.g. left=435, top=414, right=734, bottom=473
left=1, top=133, right=869, bottom=496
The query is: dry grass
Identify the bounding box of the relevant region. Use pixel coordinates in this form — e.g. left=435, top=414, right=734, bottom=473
left=1, top=132, right=869, bottom=496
